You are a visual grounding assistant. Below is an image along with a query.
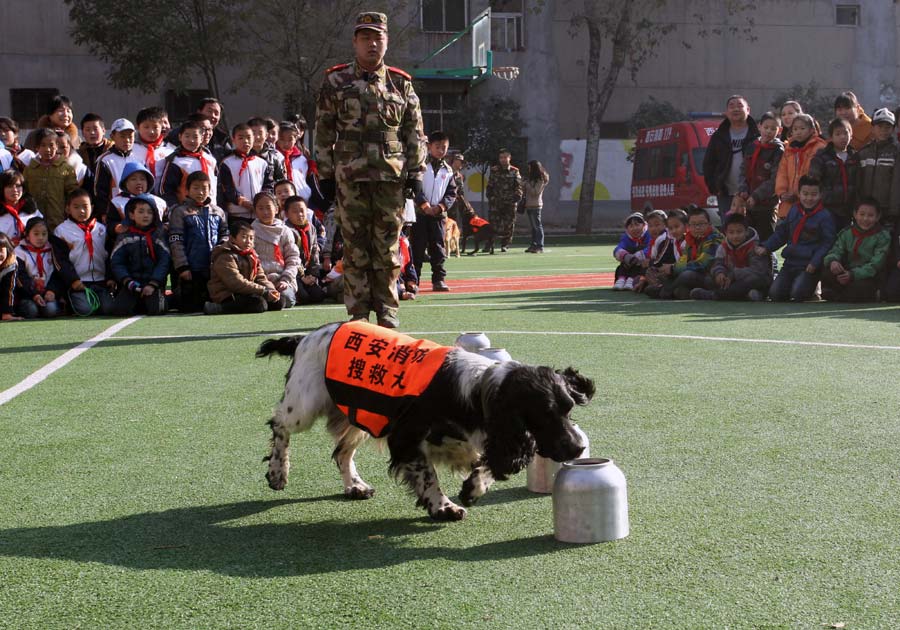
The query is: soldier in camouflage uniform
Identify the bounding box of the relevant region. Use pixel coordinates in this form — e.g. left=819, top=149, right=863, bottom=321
left=314, top=11, right=427, bottom=328
left=485, top=148, right=523, bottom=252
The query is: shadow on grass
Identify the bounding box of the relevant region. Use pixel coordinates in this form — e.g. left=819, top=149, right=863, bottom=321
left=0, top=327, right=318, bottom=356
left=455, top=287, right=900, bottom=325
left=0, top=497, right=570, bottom=578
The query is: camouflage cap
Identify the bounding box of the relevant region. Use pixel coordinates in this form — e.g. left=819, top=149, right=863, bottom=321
left=355, top=12, right=388, bottom=33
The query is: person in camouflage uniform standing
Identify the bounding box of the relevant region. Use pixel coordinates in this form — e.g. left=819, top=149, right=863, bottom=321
left=486, top=148, right=523, bottom=252
left=314, top=11, right=426, bottom=328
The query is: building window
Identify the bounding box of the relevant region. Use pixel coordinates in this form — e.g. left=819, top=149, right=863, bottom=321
left=164, top=89, right=212, bottom=123
left=490, top=1, right=525, bottom=51
left=422, top=0, right=467, bottom=33
left=420, top=91, right=465, bottom=136
left=835, top=4, right=860, bottom=26
left=9, top=88, right=59, bottom=129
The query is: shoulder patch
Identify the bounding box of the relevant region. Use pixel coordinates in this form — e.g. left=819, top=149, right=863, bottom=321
left=388, top=66, right=412, bottom=80
left=326, top=63, right=350, bottom=74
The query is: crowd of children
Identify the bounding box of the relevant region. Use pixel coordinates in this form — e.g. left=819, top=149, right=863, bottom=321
left=0, top=96, right=360, bottom=320
left=615, top=91, right=900, bottom=303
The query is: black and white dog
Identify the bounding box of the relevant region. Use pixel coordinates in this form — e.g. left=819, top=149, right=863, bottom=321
left=258, top=322, right=595, bottom=521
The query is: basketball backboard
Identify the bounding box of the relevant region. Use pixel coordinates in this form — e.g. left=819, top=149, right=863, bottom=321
left=411, top=8, right=492, bottom=84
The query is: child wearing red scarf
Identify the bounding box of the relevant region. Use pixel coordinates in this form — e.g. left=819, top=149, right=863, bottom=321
left=53, top=189, right=115, bottom=315
left=159, top=120, right=218, bottom=208
left=284, top=196, right=327, bottom=305
left=132, top=107, right=174, bottom=187
left=643, top=209, right=687, bottom=298
left=109, top=196, right=170, bottom=316
left=734, top=111, right=784, bottom=240
left=821, top=199, right=890, bottom=302
left=691, top=213, right=773, bottom=301
left=205, top=221, right=282, bottom=315
left=775, top=113, right=827, bottom=219
left=612, top=213, right=650, bottom=290
left=757, top=175, right=837, bottom=302
left=0, top=170, right=42, bottom=246
left=251, top=192, right=300, bottom=307
left=13, top=217, right=64, bottom=318
left=666, top=206, right=724, bottom=300
left=219, top=124, right=275, bottom=222
left=808, top=118, right=859, bottom=232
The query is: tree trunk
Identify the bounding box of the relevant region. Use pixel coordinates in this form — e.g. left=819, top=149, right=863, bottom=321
left=575, top=2, right=632, bottom=235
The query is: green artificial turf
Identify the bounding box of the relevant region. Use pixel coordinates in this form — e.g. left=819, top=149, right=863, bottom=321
left=1, top=236, right=899, bottom=629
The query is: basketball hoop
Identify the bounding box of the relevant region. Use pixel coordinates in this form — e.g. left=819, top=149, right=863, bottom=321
left=493, top=66, right=520, bottom=93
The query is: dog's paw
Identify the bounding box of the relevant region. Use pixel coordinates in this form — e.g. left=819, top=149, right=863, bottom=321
left=266, top=469, right=287, bottom=491
left=345, top=485, right=375, bottom=500
left=430, top=503, right=467, bottom=521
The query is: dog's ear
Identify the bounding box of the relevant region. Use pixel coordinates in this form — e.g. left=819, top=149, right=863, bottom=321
left=481, top=367, right=536, bottom=480
left=557, top=367, right=595, bottom=406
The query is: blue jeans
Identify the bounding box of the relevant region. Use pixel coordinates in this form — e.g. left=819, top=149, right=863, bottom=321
left=16, top=299, right=61, bottom=319
left=526, top=207, right=544, bottom=249
left=769, top=265, right=819, bottom=302
left=69, top=283, right=114, bottom=316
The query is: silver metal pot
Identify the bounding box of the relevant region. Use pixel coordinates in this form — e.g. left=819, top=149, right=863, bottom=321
left=455, top=332, right=491, bottom=352
left=477, top=347, right=512, bottom=362
left=526, top=424, right=589, bottom=493
left=553, top=458, right=629, bottom=543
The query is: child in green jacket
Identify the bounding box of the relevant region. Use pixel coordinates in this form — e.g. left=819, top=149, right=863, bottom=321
left=821, top=198, right=890, bottom=302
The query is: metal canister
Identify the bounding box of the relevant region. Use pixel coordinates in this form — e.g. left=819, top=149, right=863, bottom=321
left=455, top=332, right=491, bottom=353
left=477, top=347, right=512, bottom=362
left=526, top=424, right=589, bottom=493
left=553, top=458, right=629, bottom=543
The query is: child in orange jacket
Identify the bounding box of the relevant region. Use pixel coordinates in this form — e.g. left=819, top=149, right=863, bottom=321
left=776, top=113, right=827, bottom=218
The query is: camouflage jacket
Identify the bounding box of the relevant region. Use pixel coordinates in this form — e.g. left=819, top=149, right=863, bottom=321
left=486, top=165, right=524, bottom=207
left=314, top=61, right=426, bottom=184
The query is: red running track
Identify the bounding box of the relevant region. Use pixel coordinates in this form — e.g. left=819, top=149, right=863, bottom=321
left=417, top=272, right=616, bottom=294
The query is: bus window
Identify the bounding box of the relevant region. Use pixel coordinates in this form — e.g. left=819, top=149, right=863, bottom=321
left=692, top=148, right=706, bottom=176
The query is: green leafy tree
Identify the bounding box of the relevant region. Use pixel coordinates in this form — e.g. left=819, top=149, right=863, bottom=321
left=770, top=82, right=839, bottom=133
left=626, top=97, right=687, bottom=137
left=65, top=0, right=245, bottom=100
left=449, top=96, right=527, bottom=203
left=236, top=0, right=416, bottom=142
left=563, top=0, right=756, bottom=234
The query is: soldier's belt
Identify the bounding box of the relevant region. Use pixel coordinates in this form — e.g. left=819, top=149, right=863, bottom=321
left=338, top=130, right=401, bottom=143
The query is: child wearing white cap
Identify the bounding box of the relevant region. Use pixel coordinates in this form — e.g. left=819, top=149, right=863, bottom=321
left=93, top=118, right=139, bottom=220
left=856, top=107, right=900, bottom=222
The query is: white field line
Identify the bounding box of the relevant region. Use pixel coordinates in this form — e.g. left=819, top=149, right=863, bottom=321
left=0, top=316, right=143, bottom=406
left=446, top=268, right=616, bottom=273
left=111, top=327, right=900, bottom=352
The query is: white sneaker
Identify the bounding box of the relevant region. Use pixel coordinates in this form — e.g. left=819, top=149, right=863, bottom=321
left=624, top=277, right=634, bottom=290
left=613, top=277, right=627, bottom=290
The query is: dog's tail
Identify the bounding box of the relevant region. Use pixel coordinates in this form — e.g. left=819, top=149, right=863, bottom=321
left=256, top=335, right=305, bottom=358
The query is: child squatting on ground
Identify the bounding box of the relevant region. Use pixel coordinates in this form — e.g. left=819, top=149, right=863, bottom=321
left=613, top=212, right=649, bottom=290
left=204, top=220, right=282, bottom=315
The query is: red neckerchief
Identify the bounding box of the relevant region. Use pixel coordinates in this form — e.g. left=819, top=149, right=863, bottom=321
left=745, top=140, right=777, bottom=188
left=128, top=225, right=157, bottom=262
left=850, top=224, right=882, bottom=259
left=142, top=135, right=164, bottom=175
left=724, top=238, right=755, bottom=268
left=290, top=222, right=311, bottom=261
left=308, top=159, right=319, bottom=177
left=182, top=149, right=209, bottom=175
left=787, top=138, right=819, bottom=162
left=235, top=152, right=256, bottom=179
left=674, top=238, right=685, bottom=258
left=76, top=219, right=97, bottom=259
left=399, top=235, right=411, bottom=269
left=238, top=247, right=260, bottom=278
left=21, top=241, right=51, bottom=277
left=273, top=243, right=285, bottom=267
left=2, top=200, right=26, bottom=236
left=684, top=227, right=712, bottom=260
left=791, top=201, right=824, bottom=244
left=279, top=146, right=302, bottom=183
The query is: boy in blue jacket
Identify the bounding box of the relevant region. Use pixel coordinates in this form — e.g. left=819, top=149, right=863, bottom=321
left=612, top=212, right=649, bottom=290
left=167, top=171, right=229, bottom=312
left=756, top=175, right=836, bottom=301
left=110, top=195, right=170, bottom=315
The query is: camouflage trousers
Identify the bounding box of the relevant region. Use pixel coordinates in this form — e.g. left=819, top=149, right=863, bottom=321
left=491, top=203, right=517, bottom=246
left=335, top=180, right=404, bottom=319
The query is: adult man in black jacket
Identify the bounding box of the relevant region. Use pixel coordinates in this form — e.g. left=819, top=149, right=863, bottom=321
left=703, top=95, right=759, bottom=222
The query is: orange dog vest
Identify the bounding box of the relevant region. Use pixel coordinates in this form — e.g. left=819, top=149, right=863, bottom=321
left=325, top=321, right=452, bottom=437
